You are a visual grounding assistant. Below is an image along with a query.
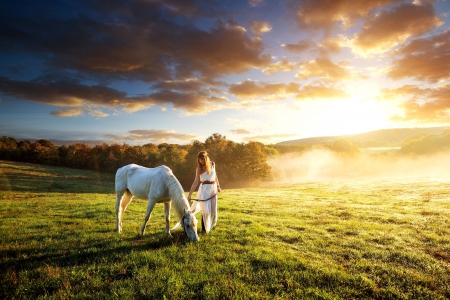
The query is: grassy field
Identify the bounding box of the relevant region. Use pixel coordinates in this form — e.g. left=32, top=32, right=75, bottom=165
left=1, top=160, right=450, bottom=299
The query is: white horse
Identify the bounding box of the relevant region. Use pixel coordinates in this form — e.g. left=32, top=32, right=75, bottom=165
left=115, top=164, right=199, bottom=242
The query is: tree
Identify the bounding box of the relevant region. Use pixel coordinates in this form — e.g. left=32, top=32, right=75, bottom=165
left=17, top=140, right=32, bottom=161
left=31, top=139, right=60, bottom=165
left=87, top=143, right=109, bottom=171
left=103, top=144, right=122, bottom=172
left=326, top=139, right=360, bottom=156
left=400, top=130, right=450, bottom=155
left=158, top=144, right=187, bottom=171
left=68, top=143, right=91, bottom=169
left=239, top=141, right=271, bottom=185
left=0, top=136, right=18, bottom=160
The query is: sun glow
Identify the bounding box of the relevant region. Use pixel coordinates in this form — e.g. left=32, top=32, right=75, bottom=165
left=267, top=83, right=402, bottom=139
left=309, top=97, right=389, bottom=136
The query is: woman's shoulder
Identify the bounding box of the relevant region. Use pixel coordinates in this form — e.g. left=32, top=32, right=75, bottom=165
left=211, top=161, right=215, bottom=167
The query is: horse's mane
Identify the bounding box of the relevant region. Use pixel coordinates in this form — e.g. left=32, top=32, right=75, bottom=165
left=166, top=172, right=189, bottom=221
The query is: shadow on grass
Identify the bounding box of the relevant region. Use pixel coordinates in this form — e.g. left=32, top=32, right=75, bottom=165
left=1, top=230, right=192, bottom=276
left=0, top=160, right=115, bottom=194
left=0, top=229, right=197, bottom=300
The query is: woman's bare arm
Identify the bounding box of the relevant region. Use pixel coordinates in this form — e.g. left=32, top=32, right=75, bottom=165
left=187, top=167, right=200, bottom=202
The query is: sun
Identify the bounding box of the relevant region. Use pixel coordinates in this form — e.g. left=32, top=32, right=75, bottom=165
left=253, top=82, right=403, bottom=143
left=286, top=84, right=401, bottom=138
left=316, top=97, right=389, bottom=136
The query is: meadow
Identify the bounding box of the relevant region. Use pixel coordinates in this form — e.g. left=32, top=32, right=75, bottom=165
left=1, top=160, right=450, bottom=299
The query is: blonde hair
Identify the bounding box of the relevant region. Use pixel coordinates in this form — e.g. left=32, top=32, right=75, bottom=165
left=197, top=151, right=211, bottom=174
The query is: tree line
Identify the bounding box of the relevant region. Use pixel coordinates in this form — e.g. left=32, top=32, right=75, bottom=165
left=0, top=134, right=275, bottom=188
left=0, top=133, right=370, bottom=188
left=399, top=129, right=450, bottom=155
left=5, top=130, right=446, bottom=189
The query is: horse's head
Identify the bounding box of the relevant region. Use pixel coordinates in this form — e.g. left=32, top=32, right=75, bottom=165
left=181, top=209, right=199, bottom=242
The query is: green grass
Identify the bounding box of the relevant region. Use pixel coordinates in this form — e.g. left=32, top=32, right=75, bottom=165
left=1, top=160, right=450, bottom=299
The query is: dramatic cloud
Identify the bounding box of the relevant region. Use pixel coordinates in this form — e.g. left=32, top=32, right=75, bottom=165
left=0, top=75, right=232, bottom=115
left=283, top=37, right=344, bottom=57
left=352, top=1, right=444, bottom=55
left=122, top=92, right=229, bottom=114
left=383, top=84, right=450, bottom=122
left=292, top=0, right=402, bottom=32
left=0, top=1, right=271, bottom=115
left=229, top=80, right=349, bottom=102
left=0, top=0, right=449, bottom=145
left=296, top=85, right=349, bottom=100
left=262, top=60, right=303, bottom=75
left=51, top=108, right=86, bottom=117
left=387, top=30, right=450, bottom=83
left=295, top=57, right=353, bottom=82
left=229, top=80, right=301, bottom=100
left=251, top=21, right=272, bottom=35
left=282, top=40, right=313, bottom=53
left=0, top=76, right=125, bottom=107
left=106, top=129, right=197, bottom=143
left=318, top=36, right=345, bottom=55
left=51, top=108, right=109, bottom=118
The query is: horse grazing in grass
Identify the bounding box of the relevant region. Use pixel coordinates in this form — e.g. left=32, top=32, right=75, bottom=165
left=115, top=164, right=199, bottom=242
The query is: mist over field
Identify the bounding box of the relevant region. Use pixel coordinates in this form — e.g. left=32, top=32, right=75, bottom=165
left=268, top=149, right=450, bottom=183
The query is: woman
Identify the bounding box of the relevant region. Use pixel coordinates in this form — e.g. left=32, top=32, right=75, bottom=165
left=187, top=151, right=221, bottom=233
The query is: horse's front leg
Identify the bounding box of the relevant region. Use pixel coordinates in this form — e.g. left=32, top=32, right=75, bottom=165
left=140, top=198, right=156, bottom=237
left=164, top=202, right=172, bottom=238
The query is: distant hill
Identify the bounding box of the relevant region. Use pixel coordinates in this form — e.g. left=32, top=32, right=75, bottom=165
left=276, top=126, right=450, bottom=147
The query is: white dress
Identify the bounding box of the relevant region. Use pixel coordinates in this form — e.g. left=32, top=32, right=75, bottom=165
left=190, top=164, right=218, bottom=233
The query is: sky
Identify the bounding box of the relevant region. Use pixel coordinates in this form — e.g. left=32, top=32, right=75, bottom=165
left=0, top=0, right=449, bottom=146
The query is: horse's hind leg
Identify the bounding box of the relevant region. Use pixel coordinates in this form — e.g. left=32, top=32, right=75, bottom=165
left=164, top=202, right=172, bottom=237
left=116, top=190, right=133, bottom=233
left=140, top=198, right=156, bottom=237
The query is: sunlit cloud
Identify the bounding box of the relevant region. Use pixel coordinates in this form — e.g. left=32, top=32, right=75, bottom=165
left=106, top=129, right=197, bottom=143
left=387, top=30, right=450, bottom=83
left=88, top=109, right=109, bottom=117
left=230, top=129, right=251, bottom=134
left=251, top=21, right=272, bottom=36
left=352, top=1, right=443, bottom=55
left=0, top=77, right=101, bottom=107
left=0, top=2, right=271, bottom=113
left=282, top=40, right=313, bottom=53
left=295, top=85, right=349, bottom=100
left=229, top=80, right=300, bottom=100
left=384, top=84, right=450, bottom=122
left=1, top=0, right=450, bottom=145
left=292, top=0, right=402, bottom=32
left=51, top=108, right=86, bottom=117
left=295, top=57, right=353, bottom=82
left=263, top=60, right=303, bottom=75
